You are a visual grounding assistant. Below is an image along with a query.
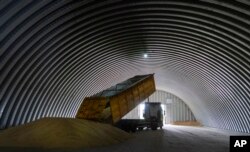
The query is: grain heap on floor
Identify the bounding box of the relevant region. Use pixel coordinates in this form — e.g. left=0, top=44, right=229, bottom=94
left=0, top=118, right=132, bottom=148
left=172, top=121, right=202, bottom=126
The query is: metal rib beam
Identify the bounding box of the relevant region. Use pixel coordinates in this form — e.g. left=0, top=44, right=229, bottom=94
left=0, top=1, right=249, bottom=132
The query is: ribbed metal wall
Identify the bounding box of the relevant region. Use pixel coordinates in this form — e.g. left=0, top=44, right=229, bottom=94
left=0, top=1, right=249, bottom=132
left=149, top=90, right=196, bottom=123
left=123, top=90, right=196, bottom=124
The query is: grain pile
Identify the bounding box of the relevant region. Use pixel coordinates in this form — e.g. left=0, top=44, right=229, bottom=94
left=173, top=121, right=202, bottom=126
left=0, top=118, right=132, bottom=148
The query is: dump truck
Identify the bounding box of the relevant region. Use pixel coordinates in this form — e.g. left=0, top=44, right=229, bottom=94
left=76, top=74, right=158, bottom=132
left=116, top=102, right=163, bottom=132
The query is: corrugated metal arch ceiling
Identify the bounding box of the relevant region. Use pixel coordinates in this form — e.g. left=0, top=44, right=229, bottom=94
left=0, top=0, right=249, bottom=132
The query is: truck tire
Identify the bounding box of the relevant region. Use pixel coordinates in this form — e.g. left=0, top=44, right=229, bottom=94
left=151, top=126, right=157, bottom=130
left=151, top=124, right=157, bottom=130
left=131, top=126, right=136, bottom=132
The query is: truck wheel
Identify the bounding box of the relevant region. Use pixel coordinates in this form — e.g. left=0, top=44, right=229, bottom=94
left=138, top=127, right=143, bottom=131
left=151, top=126, right=157, bottom=130
left=131, top=126, right=136, bottom=132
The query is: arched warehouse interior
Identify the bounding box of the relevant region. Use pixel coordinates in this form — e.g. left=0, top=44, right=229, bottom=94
left=0, top=1, right=249, bottom=133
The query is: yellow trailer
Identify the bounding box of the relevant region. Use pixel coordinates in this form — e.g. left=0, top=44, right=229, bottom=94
left=76, top=74, right=156, bottom=124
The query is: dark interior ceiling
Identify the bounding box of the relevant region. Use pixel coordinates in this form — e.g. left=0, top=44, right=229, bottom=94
left=0, top=0, right=249, bottom=132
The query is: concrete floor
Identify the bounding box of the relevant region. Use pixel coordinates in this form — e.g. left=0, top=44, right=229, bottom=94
left=1, top=125, right=249, bottom=152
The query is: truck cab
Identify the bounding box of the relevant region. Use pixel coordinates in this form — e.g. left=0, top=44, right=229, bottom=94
left=116, top=102, right=163, bottom=132
left=143, top=102, right=163, bottom=130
